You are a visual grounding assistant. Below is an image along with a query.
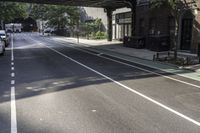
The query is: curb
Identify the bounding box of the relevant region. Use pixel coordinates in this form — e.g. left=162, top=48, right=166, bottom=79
left=68, top=40, right=196, bottom=72
left=48, top=36, right=198, bottom=73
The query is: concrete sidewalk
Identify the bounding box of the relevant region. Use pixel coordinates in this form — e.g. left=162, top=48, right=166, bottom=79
left=49, top=36, right=200, bottom=81
left=51, top=37, right=157, bottom=60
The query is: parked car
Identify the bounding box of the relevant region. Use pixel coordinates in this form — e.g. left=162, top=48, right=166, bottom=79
left=0, top=30, right=10, bottom=47
left=0, top=39, right=5, bottom=55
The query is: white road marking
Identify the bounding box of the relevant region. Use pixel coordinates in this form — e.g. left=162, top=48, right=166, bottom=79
left=50, top=39, right=200, bottom=89
left=10, top=34, right=17, bottom=133
left=97, top=53, right=103, bottom=56
left=92, top=110, right=97, bottom=112
left=11, top=86, right=17, bottom=133
left=11, top=73, right=15, bottom=77
left=47, top=37, right=200, bottom=83
left=39, top=42, right=200, bottom=127
left=11, top=34, right=14, bottom=61
left=11, top=67, right=15, bottom=71
left=11, top=81, right=15, bottom=86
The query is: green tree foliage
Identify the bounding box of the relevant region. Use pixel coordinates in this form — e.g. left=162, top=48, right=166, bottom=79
left=151, top=0, right=176, bottom=8
left=150, top=0, right=180, bottom=15
left=80, top=18, right=106, bottom=40
left=0, top=2, right=28, bottom=22
left=29, top=4, right=49, bottom=20
left=30, top=4, right=79, bottom=29
left=150, top=0, right=181, bottom=59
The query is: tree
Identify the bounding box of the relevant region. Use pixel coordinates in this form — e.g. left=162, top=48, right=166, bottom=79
left=79, top=18, right=105, bottom=39
left=150, top=0, right=181, bottom=59
left=30, top=4, right=79, bottom=31
left=0, top=2, right=28, bottom=29
left=29, top=4, right=49, bottom=21
left=95, top=18, right=103, bottom=32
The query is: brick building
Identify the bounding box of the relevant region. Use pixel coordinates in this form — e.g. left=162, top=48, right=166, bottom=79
left=134, top=0, right=200, bottom=53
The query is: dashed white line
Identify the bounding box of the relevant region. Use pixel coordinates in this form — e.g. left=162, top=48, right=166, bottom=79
left=11, top=34, right=14, bottom=61
left=11, top=73, right=15, bottom=77
left=40, top=41, right=200, bottom=127
left=44, top=38, right=200, bottom=89
left=11, top=86, right=17, bottom=133
left=10, top=34, right=17, bottom=133
left=11, top=80, right=15, bottom=86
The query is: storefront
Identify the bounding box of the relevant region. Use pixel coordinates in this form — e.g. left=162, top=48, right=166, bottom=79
left=112, top=12, right=132, bottom=40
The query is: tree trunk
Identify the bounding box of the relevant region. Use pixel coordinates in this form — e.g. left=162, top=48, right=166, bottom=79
left=174, top=14, right=179, bottom=60
left=174, top=21, right=178, bottom=60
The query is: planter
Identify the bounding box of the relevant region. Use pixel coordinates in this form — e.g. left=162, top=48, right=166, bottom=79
left=123, top=36, right=145, bottom=49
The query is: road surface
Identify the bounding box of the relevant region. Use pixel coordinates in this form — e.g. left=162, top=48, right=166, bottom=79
left=0, top=33, right=200, bottom=133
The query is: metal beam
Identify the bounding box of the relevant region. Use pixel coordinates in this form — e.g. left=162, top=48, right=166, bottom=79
left=0, top=0, right=131, bottom=8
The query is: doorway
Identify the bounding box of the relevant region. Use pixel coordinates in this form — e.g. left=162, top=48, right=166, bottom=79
left=180, top=11, right=193, bottom=51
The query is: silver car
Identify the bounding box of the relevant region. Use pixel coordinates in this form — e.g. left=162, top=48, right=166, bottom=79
left=0, top=30, right=10, bottom=47
left=0, top=39, right=5, bottom=55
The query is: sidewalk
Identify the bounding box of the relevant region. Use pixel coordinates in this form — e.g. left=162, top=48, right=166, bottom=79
left=51, top=37, right=157, bottom=60
left=49, top=36, right=200, bottom=81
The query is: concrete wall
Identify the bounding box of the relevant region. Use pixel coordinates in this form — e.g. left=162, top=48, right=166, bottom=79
left=81, top=7, right=132, bottom=31
left=113, top=7, right=131, bottom=14
left=80, top=7, right=107, bottom=30
left=80, top=0, right=200, bottom=53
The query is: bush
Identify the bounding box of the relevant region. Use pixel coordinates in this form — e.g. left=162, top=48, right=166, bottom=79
left=90, top=31, right=107, bottom=40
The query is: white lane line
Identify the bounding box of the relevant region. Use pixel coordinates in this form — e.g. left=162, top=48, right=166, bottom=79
left=11, top=73, right=15, bottom=78
left=11, top=80, right=15, bottom=85
left=11, top=34, right=14, bottom=61
left=40, top=42, right=200, bottom=127
left=48, top=39, right=200, bottom=89
left=11, top=86, right=17, bottom=133
left=53, top=37, right=200, bottom=82
left=11, top=33, right=17, bottom=133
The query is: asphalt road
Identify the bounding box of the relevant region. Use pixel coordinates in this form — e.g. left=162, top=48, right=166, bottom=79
left=0, top=33, right=200, bottom=133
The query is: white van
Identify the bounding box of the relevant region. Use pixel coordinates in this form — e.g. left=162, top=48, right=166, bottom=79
left=5, top=23, right=22, bottom=33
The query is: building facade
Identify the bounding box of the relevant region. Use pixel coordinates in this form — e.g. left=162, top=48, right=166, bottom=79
left=81, top=0, right=200, bottom=54
left=80, top=7, right=108, bottom=31
left=112, top=8, right=132, bottom=40
left=134, top=0, right=200, bottom=53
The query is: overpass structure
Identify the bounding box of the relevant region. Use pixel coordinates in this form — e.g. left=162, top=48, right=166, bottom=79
left=1, top=0, right=137, bottom=41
